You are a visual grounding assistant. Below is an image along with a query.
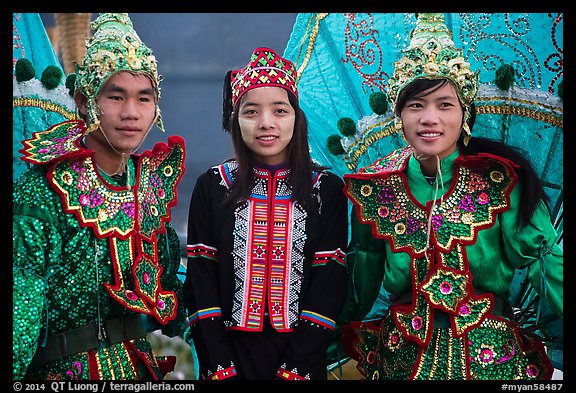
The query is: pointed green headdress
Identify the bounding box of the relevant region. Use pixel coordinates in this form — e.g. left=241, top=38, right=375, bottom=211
left=388, top=13, right=480, bottom=110
left=74, top=13, right=165, bottom=132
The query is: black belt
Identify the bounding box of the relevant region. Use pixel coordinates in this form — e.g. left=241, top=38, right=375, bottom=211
left=29, top=314, right=148, bottom=369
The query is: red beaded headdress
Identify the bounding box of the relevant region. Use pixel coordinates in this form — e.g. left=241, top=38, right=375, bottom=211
left=230, top=47, right=298, bottom=106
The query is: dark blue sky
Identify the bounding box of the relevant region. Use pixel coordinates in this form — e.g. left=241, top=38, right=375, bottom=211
left=41, top=13, right=299, bottom=245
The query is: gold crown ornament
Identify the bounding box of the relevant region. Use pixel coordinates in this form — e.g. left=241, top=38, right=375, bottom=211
left=74, top=13, right=165, bottom=132
left=388, top=13, right=480, bottom=111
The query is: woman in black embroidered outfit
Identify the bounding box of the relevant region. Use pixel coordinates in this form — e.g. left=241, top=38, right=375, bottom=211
left=339, top=14, right=563, bottom=380
left=183, top=47, right=348, bottom=380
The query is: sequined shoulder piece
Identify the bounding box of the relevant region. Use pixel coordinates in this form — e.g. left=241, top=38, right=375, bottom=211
left=48, top=135, right=186, bottom=240
left=136, top=135, right=186, bottom=240
left=19, top=119, right=86, bottom=165
left=359, top=145, right=413, bottom=174
left=49, top=153, right=136, bottom=239
left=344, top=151, right=518, bottom=256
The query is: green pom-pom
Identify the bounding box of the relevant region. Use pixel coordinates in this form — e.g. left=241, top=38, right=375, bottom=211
left=15, top=58, right=36, bottom=82
left=369, top=91, right=389, bottom=115
left=557, top=79, right=563, bottom=100
left=495, top=64, right=515, bottom=90
left=337, top=117, right=357, bottom=136
left=326, top=134, right=345, bottom=155
left=66, top=73, right=77, bottom=96
left=40, top=65, right=64, bottom=90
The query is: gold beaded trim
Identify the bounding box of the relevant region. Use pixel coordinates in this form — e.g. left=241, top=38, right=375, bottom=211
left=294, top=13, right=328, bottom=84
left=13, top=97, right=77, bottom=120
left=346, top=119, right=396, bottom=171
left=475, top=103, right=563, bottom=128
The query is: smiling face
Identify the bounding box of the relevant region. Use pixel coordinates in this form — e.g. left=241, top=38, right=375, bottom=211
left=237, top=86, right=296, bottom=165
left=401, top=80, right=464, bottom=164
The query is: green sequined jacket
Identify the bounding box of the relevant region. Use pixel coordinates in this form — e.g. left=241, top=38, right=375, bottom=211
left=13, top=120, right=187, bottom=380
left=340, top=146, right=563, bottom=379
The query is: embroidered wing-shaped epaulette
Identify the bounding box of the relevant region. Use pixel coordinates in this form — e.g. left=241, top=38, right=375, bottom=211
left=345, top=151, right=517, bottom=257
left=19, top=119, right=86, bottom=165
left=49, top=155, right=136, bottom=239
left=136, top=135, right=186, bottom=240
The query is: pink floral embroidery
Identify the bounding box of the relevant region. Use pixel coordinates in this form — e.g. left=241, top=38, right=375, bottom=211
left=440, top=281, right=452, bottom=294
left=411, top=316, right=423, bottom=331
left=125, top=290, right=138, bottom=301
left=121, top=202, right=135, bottom=218
left=378, top=206, right=389, bottom=218
left=432, top=214, right=443, bottom=231
left=79, top=194, right=90, bottom=206
left=477, top=192, right=490, bottom=205
left=65, top=361, right=83, bottom=379
left=459, top=303, right=471, bottom=315
left=89, top=189, right=103, bottom=208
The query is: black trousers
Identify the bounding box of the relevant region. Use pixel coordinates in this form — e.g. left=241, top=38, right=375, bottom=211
left=224, top=319, right=327, bottom=380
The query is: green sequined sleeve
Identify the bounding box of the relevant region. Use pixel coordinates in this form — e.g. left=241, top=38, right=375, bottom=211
left=13, top=167, right=65, bottom=379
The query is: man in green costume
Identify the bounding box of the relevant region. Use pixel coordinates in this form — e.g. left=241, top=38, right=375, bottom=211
left=13, top=13, right=187, bottom=380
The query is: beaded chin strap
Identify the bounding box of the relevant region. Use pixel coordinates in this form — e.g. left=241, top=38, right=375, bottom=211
left=413, top=153, right=445, bottom=251
left=93, top=239, right=106, bottom=341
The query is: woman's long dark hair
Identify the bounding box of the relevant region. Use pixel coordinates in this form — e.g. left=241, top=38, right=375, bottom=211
left=395, top=78, right=549, bottom=228
left=223, top=88, right=327, bottom=208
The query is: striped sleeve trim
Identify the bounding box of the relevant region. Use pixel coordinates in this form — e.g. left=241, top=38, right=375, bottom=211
left=187, top=243, right=218, bottom=261
left=299, top=310, right=336, bottom=330
left=206, top=363, right=237, bottom=380
left=217, top=163, right=234, bottom=189
left=276, top=365, right=307, bottom=380
left=311, top=248, right=346, bottom=267
left=189, top=307, right=222, bottom=325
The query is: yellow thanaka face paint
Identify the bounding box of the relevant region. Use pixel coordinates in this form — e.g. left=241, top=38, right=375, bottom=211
left=239, top=117, right=257, bottom=144
left=237, top=87, right=295, bottom=165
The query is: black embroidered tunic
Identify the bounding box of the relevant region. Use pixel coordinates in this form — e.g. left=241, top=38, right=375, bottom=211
left=184, top=161, right=348, bottom=380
